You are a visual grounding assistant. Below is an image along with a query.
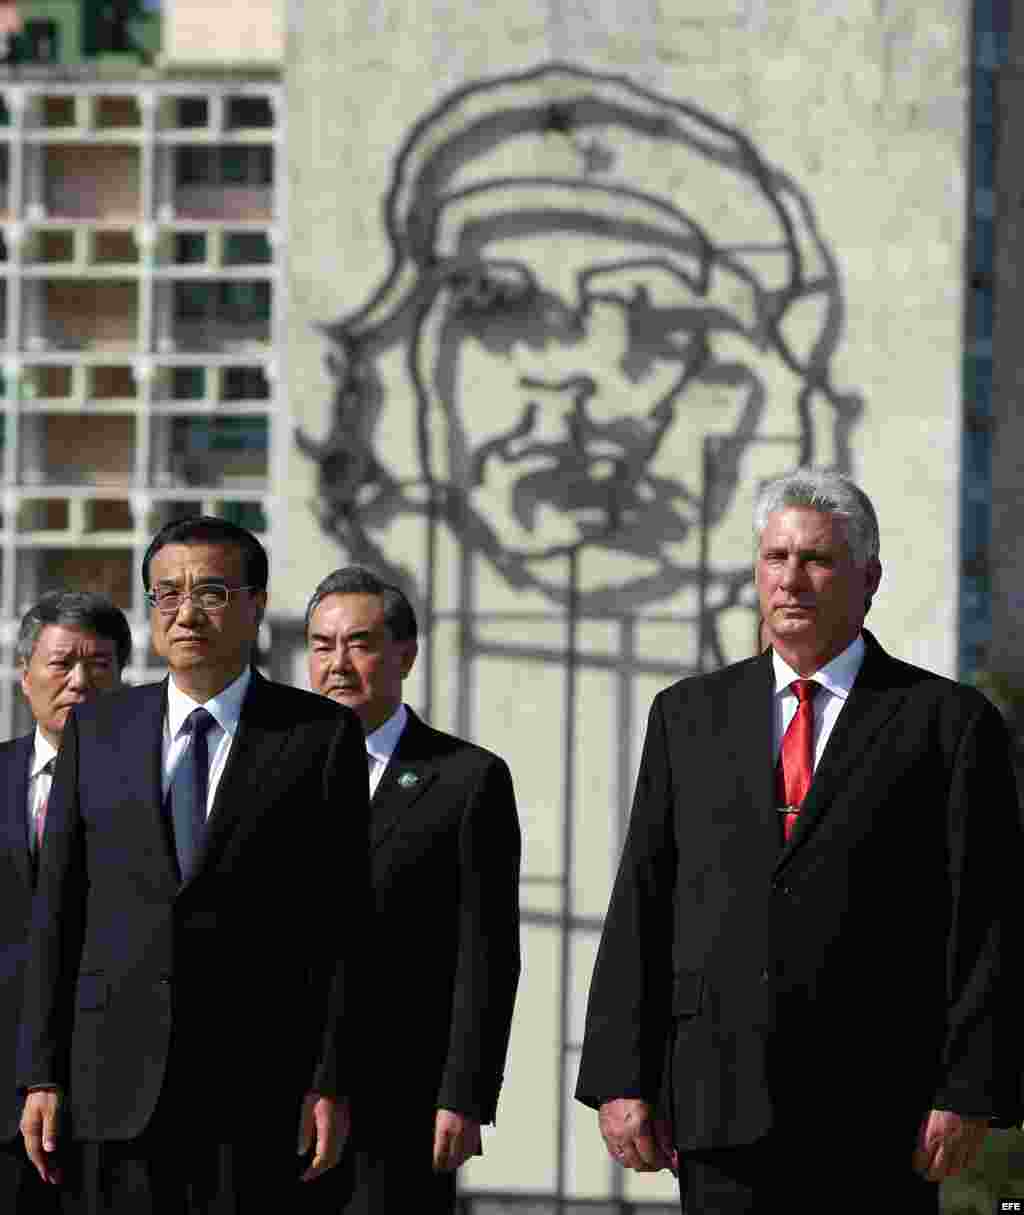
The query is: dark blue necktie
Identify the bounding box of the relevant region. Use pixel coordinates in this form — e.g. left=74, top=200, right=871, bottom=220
left=170, top=707, right=217, bottom=880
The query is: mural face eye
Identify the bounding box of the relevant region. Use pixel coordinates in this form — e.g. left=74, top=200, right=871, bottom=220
left=449, top=264, right=535, bottom=319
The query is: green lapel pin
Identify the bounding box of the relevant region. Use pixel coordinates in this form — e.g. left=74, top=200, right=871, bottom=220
left=397, top=770, right=420, bottom=789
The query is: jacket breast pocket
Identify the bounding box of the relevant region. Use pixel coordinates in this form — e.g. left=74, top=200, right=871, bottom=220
left=672, top=969, right=703, bottom=1019
left=75, top=973, right=108, bottom=1013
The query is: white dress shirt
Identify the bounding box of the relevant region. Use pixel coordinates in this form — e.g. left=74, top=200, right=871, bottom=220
left=28, top=728, right=58, bottom=850
left=161, top=666, right=252, bottom=817
left=771, top=633, right=866, bottom=772
left=366, top=704, right=408, bottom=797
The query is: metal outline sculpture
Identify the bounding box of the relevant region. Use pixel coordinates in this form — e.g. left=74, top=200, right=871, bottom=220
left=298, top=61, right=862, bottom=620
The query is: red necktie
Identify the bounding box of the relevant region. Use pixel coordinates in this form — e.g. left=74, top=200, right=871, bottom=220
left=776, top=680, right=819, bottom=841
left=35, top=796, right=47, bottom=851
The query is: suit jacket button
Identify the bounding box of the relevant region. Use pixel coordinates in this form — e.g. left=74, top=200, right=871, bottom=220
left=760, top=967, right=770, bottom=984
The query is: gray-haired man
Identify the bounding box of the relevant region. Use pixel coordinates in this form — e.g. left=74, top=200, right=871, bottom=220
left=577, top=470, right=1023, bottom=1214
left=1, top=591, right=131, bottom=1212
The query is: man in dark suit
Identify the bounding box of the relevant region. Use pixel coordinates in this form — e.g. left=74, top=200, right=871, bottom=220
left=1, top=591, right=131, bottom=1213
left=305, top=566, right=521, bottom=1214
left=18, top=517, right=369, bottom=1213
left=576, top=471, right=1023, bottom=1213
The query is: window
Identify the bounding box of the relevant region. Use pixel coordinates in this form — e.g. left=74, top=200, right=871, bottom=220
left=226, top=96, right=273, bottom=129
left=218, top=502, right=266, bottom=531
left=210, top=417, right=267, bottom=453
left=176, top=146, right=273, bottom=188
left=173, top=282, right=271, bottom=327
left=16, top=21, right=60, bottom=65
left=175, top=233, right=207, bottom=265
left=84, top=1, right=143, bottom=55
left=177, top=97, right=207, bottom=128
left=223, top=233, right=272, bottom=266
left=26, top=548, right=133, bottom=608
left=168, top=417, right=268, bottom=486
left=222, top=366, right=269, bottom=401
left=172, top=367, right=205, bottom=400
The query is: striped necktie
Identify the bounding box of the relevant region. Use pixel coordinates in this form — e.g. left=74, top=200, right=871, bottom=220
left=33, top=756, right=56, bottom=854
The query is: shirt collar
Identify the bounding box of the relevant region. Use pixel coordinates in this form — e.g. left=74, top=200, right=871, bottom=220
left=366, top=704, right=408, bottom=765
left=772, top=633, right=866, bottom=701
left=30, top=727, right=58, bottom=779
left=166, top=666, right=252, bottom=740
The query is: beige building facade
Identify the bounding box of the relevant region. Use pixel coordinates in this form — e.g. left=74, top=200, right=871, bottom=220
left=285, top=2, right=969, bottom=1208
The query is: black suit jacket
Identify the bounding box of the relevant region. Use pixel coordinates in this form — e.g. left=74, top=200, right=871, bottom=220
left=576, top=631, right=1023, bottom=1150
left=16, top=671, right=369, bottom=1144
left=0, top=734, right=34, bottom=1142
left=362, top=709, right=521, bottom=1126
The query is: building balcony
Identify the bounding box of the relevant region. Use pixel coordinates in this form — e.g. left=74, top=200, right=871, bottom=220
left=42, top=145, right=141, bottom=221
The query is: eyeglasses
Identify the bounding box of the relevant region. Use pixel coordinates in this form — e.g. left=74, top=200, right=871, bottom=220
left=145, top=585, right=258, bottom=614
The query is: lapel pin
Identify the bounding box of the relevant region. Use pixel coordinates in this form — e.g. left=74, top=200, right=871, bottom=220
left=397, top=771, right=420, bottom=789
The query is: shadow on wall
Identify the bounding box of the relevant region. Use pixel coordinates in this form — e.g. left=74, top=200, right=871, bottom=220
left=298, top=61, right=863, bottom=670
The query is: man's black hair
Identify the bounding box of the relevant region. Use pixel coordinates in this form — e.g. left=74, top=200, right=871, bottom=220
left=141, top=515, right=269, bottom=591
left=304, top=566, right=417, bottom=642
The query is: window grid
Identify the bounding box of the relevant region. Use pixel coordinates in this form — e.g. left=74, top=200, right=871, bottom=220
left=0, top=80, right=283, bottom=736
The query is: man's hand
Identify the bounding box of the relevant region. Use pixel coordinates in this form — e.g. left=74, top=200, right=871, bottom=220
left=20, top=1089, right=62, bottom=1184
left=297, top=1092, right=351, bottom=1182
left=433, top=1108, right=482, bottom=1172
left=598, top=1098, right=676, bottom=1174
left=912, top=1109, right=989, bottom=1181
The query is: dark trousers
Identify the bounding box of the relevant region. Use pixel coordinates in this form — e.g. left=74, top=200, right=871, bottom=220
left=64, top=1135, right=338, bottom=1215
left=677, top=1132, right=940, bottom=1214
left=59, top=1043, right=335, bottom=1215
left=317, top=1106, right=457, bottom=1215
left=0, top=1134, right=64, bottom=1214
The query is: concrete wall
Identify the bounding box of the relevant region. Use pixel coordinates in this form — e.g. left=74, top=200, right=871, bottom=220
left=284, top=2, right=968, bottom=1205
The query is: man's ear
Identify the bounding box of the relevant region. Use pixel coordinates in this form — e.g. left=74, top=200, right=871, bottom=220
left=864, top=559, right=882, bottom=614
left=400, top=640, right=418, bottom=679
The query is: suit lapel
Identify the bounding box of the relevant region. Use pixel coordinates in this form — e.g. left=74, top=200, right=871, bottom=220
left=776, top=632, right=908, bottom=871
left=721, top=654, right=781, bottom=861
left=122, top=680, right=178, bottom=879
left=2, top=735, right=34, bottom=889
left=182, top=669, right=290, bottom=888
left=371, top=710, right=439, bottom=852
left=677, top=654, right=779, bottom=864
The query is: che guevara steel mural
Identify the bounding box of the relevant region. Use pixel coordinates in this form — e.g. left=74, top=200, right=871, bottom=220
left=296, top=63, right=864, bottom=1206
left=297, top=61, right=861, bottom=658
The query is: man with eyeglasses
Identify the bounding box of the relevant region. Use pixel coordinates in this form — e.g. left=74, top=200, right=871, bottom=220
left=17, top=517, right=369, bottom=1214
left=1, top=591, right=131, bottom=1214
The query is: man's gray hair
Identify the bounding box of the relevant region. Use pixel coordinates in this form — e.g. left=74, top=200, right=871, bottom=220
left=16, top=590, right=132, bottom=670
left=754, top=470, right=880, bottom=567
